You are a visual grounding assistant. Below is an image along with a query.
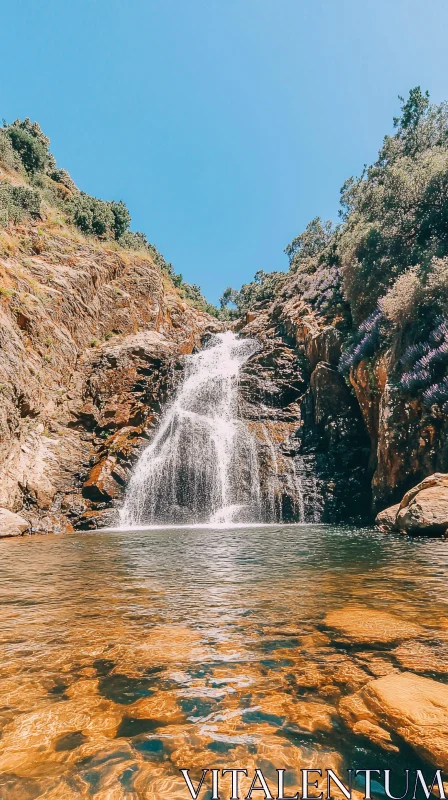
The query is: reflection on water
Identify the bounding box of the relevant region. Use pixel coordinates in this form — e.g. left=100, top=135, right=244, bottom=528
left=0, top=525, right=447, bottom=799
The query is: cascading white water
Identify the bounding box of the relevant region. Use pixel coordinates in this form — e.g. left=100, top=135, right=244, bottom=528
left=120, top=331, right=262, bottom=526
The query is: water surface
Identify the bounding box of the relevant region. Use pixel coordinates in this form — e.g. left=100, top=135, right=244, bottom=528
left=0, top=525, right=447, bottom=799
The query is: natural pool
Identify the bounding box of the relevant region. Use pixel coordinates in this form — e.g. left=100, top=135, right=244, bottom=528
left=0, top=524, right=448, bottom=799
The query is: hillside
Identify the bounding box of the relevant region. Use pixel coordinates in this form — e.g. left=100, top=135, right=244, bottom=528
left=0, top=122, right=221, bottom=534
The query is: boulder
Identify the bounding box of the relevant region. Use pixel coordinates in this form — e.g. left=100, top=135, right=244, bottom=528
left=323, top=606, right=423, bottom=644
left=375, top=503, right=399, bottom=531
left=0, top=508, right=30, bottom=538
left=397, top=484, right=448, bottom=535
left=399, top=472, right=448, bottom=509
left=344, top=672, right=448, bottom=769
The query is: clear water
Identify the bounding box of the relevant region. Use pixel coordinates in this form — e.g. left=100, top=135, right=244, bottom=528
left=0, top=524, right=447, bottom=798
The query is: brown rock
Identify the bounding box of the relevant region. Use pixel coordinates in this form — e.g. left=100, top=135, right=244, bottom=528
left=128, top=693, right=184, bottom=724
left=82, top=456, right=122, bottom=502
left=392, top=641, right=448, bottom=674
left=77, top=399, right=99, bottom=429
left=339, top=693, right=398, bottom=752
left=375, top=503, right=399, bottom=531
left=362, top=672, right=448, bottom=769
left=35, top=513, right=75, bottom=535
left=0, top=508, right=30, bottom=538
left=310, top=363, right=353, bottom=424
left=399, top=473, right=448, bottom=509
left=307, top=326, right=343, bottom=368
left=397, top=484, right=448, bottom=535
left=76, top=509, right=116, bottom=530
left=323, top=606, right=423, bottom=644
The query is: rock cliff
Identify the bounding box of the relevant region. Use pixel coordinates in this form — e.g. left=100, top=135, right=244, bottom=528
left=236, top=297, right=372, bottom=523
left=234, top=275, right=448, bottom=524
left=0, top=215, right=221, bottom=533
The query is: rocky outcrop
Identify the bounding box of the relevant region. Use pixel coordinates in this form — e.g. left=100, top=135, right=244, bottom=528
left=238, top=301, right=371, bottom=522
left=0, top=215, right=221, bottom=534
left=351, top=365, right=448, bottom=509
left=376, top=473, right=448, bottom=535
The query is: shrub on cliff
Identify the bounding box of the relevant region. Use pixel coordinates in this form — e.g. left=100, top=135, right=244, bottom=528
left=0, top=129, right=23, bottom=172
left=0, top=183, right=41, bottom=226
left=219, top=271, right=284, bottom=316
left=69, top=194, right=132, bottom=239
left=5, top=118, right=56, bottom=175
left=110, top=200, right=131, bottom=240
left=50, top=168, right=78, bottom=193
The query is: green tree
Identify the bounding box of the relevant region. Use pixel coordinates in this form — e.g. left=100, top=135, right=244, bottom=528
left=6, top=118, right=55, bottom=174
left=285, top=217, right=333, bottom=271
left=109, top=200, right=131, bottom=240
left=219, top=286, right=239, bottom=309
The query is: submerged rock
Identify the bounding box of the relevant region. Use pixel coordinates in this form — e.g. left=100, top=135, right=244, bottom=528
left=392, top=640, right=448, bottom=674
left=323, top=606, right=423, bottom=644
left=0, top=508, right=30, bottom=538
left=342, top=672, right=448, bottom=769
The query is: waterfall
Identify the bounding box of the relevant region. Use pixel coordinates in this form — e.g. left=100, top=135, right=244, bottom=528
left=120, top=331, right=262, bottom=526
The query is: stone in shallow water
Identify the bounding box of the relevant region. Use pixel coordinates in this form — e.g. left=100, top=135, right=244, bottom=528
left=392, top=640, right=448, bottom=674
left=128, top=692, right=184, bottom=723
left=338, top=692, right=398, bottom=753
left=257, top=694, right=335, bottom=733
left=341, top=672, right=448, bottom=768
left=323, top=606, right=423, bottom=644
left=0, top=697, right=122, bottom=777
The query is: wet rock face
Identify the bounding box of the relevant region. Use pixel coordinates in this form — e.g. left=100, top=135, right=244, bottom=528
left=351, top=365, right=448, bottom=510
left=239, top=306, right=372, bottom=523
left=375, top=473, right=448, bottom=536
left=299, top=363, right=371, bottom=521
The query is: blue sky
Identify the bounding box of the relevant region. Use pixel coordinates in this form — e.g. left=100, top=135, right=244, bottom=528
left=2, top=0, right=448, bottom=304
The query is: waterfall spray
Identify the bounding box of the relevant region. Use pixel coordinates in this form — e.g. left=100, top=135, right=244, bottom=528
left=120, top=332, right=261, bottom=526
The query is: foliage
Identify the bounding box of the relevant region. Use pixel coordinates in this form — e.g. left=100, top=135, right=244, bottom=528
left=338, top=89, right=448, bottom=322
left=338, top=310, right=383, bottom=374
left=69, top=193, right=113, bottom=237
left=50, top=168, right=77, bottom=193
left=285, top=217, right=333, bottom=272
left=0, top=129, right=22, bottom=172
left=5, top=118, right=56, bottom=175
left=0, top=183, right=41, bottom=226
left=109, top=200, right=131, bottom=240
left=220, top=270, right=284, bottom=315
left=279, top=88, right=448, bottom=412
